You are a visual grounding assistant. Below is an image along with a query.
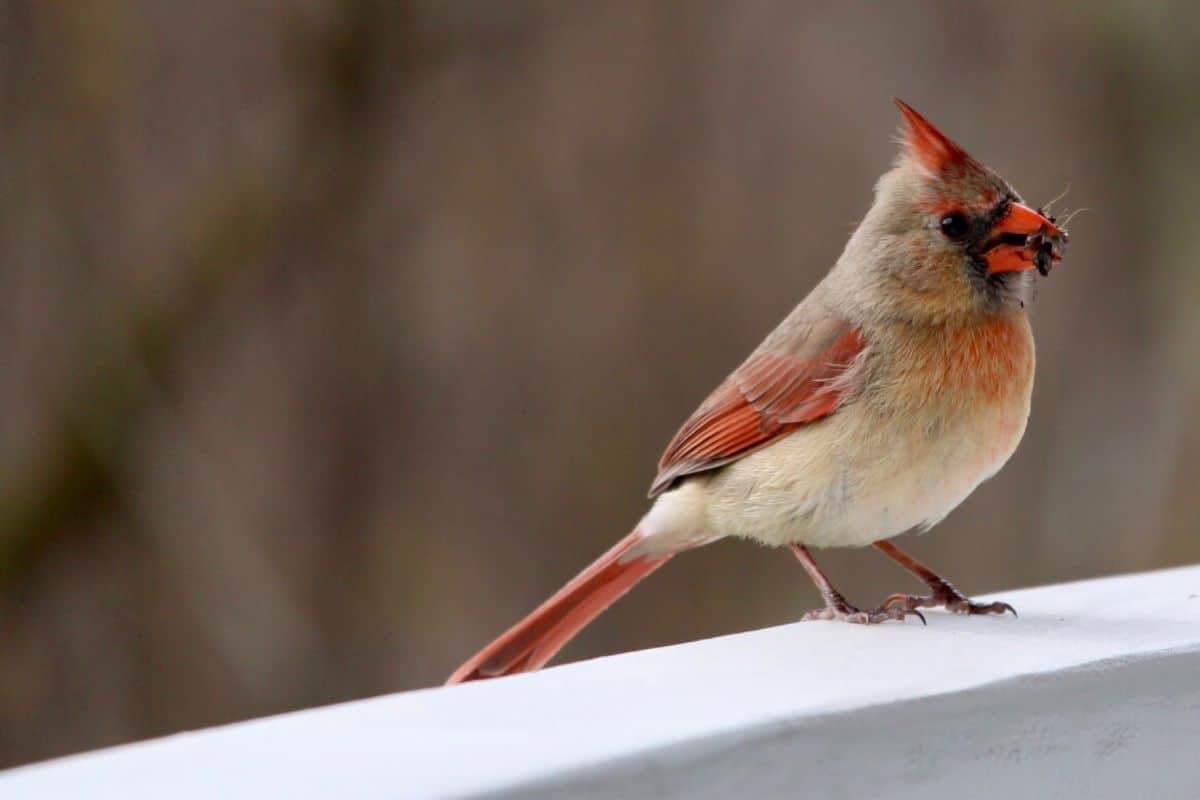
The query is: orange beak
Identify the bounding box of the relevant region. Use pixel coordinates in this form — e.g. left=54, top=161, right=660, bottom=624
left=984, top=202, right=1068, bottom=276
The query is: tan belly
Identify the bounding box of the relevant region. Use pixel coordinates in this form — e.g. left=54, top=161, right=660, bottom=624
left=701, top=399, right=1024, bottom=547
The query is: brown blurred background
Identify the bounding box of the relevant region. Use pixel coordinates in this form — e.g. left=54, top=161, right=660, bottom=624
left=1, top=0, right=1199, bottom=769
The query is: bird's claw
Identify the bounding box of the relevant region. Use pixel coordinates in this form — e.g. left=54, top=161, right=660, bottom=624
left=802, top=600, right=925, bottom=625
left=958, top=599, right=1017, bottom=617
left=883, top=589, right=1017, bottom=618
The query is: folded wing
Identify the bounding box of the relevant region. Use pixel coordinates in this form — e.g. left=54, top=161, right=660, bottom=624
left=650, top=317, right=866, bottom=497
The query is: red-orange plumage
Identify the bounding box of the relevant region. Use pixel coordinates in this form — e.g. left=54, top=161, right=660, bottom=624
left=935, top=316, right=1034, bottom=403
left=895, top=99, right=978, bottom=175
left=446, top=529, right=670, bottom=684
left=650, top=326, right=866, bottom=496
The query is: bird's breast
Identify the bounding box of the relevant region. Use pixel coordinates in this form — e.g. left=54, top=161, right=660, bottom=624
left=703, top=313, right=1035, bottom=548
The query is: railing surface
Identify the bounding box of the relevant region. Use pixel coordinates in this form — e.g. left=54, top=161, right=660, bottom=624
left=3, top=565, right=1200, bottom=799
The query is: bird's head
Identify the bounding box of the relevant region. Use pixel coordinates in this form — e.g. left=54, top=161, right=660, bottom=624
left=840, top=100, right=1068, bottom=324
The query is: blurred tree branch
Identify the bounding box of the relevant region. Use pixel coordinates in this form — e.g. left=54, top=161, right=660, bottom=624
left=0, top=0, right=437, bottom=590
left=0, top=174, right=279, bottom=588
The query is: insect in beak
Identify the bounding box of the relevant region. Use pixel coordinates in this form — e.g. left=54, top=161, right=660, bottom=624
left=983, top=202, right=1069, bottom=276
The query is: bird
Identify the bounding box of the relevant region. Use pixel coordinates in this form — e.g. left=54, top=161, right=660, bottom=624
left=446, top=100, right=1068, bottom=685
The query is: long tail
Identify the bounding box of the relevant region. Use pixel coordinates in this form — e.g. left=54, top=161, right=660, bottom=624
left=446, top=528, right=675, bottom=684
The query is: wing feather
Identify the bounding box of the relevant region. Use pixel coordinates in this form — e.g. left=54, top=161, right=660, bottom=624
left=649, top=318, right=865, bottom=497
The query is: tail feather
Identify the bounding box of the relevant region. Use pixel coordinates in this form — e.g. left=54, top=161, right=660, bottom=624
left=446, top=529, right=673, bottom=684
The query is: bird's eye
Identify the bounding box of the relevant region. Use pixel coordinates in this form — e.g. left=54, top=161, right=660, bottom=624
left=938, top=213, right=969, bottom=240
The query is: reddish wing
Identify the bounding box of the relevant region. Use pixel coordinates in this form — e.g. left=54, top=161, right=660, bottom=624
left=649, top=319, right=865, bottom=497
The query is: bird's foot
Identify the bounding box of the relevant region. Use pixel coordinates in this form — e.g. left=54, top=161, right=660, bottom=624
left=883, top=582, right=1017, bottom=618
left=802, top=597, right=925, bottom=625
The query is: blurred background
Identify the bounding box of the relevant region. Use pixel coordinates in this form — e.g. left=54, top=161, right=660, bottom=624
left=2, top=0, right=1199, bottom=769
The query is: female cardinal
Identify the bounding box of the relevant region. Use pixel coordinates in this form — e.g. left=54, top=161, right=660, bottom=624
left=447, top=100, right=1068, bottom=684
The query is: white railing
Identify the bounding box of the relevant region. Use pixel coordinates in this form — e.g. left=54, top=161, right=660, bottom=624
left=3, top=565, right=1199, bottom=799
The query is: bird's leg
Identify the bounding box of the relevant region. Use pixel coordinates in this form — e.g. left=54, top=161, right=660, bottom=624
left=873, top=540, right=1016, bottom=617
left=789, top=544, right=924, bottom=624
